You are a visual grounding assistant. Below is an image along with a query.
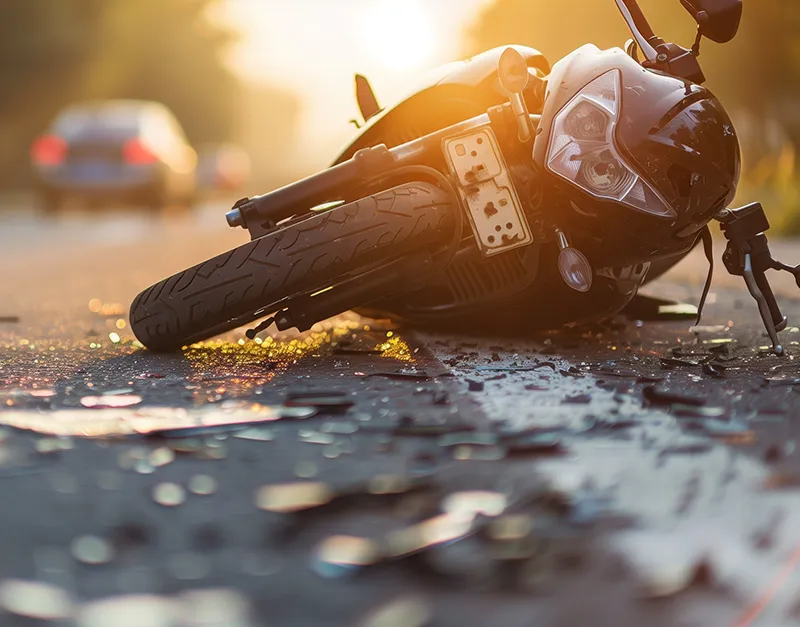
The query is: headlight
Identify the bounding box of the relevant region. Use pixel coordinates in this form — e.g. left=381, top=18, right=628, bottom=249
left=546, top=70, right=675, bottom=218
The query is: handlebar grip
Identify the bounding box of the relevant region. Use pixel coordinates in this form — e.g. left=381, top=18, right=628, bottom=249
left=753, top=270, right=786, bottom=330
left=617, top=0, right=657, bottom=40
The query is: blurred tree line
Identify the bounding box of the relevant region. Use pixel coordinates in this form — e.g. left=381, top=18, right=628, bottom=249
left=466, top=0, right=800, bottom=230
left=0, top=0, right=299, bottom=190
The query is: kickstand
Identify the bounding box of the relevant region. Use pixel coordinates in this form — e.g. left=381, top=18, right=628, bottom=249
left=246, top=315, right=277, bottom=340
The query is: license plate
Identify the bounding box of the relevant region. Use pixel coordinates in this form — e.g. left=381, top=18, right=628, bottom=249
left=442, top=127, right=532, bottom=257
left=74, top=161, right=114, bottom=179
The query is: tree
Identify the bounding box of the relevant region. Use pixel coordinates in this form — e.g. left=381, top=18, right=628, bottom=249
left=0, top=0, right=263, bottom=188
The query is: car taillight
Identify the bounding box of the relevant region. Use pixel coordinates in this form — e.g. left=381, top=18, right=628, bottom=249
left=31, top=135, right=67, bottom=166
left=123, top=138, right=158, bottom=165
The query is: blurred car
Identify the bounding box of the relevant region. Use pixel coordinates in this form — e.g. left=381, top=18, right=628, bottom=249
left=196, top=143, right=251, bottom=193
left=31, top=100, right=197, bottom=210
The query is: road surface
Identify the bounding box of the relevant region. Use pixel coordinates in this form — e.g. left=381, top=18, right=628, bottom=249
left=2, top=197, right=800, bottom=626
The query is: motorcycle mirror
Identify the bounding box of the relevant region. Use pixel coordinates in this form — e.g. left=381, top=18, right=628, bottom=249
left=498, top=47, right=529, bottom=94
left=498, top=48, right=533, bottom=143
left=680, top=0, right=742, bottom=43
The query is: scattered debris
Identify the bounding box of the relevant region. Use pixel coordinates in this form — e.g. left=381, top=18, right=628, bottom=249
left=691, top=419, right=755, bottom=444
left=0, top=579, right=72, bottom=620
left=313, top=535, right=381, bottom=578
left=75, top=589, right=253, bottom=627
left=660, top=357, right=705, bottom=369
left=357, top=595, right=432, bottom=627
left=586, top=417, right=640, bottom=431
left=659, top=443, right=714, bottom=457
left=284, top=391, right=353, bottom=410
left=643, top=386, right=706, bottom=407
left=0, top=405, right=316, bottom=438
left=452, top=445, right=507, bottom=461
left=563, top=394, right=591, bottom=404
left=298, top=431, right=335, bottom=445
left=393, top=415, right=474, bottom=437
left=763, top=376, right=800, bottom=387
left=702, top=363, right=727, bottom=378
left=385, top=513, right=474, bottom=559
left=71, top=535, right=115, bottom=565
left=672, top=405, right=728, bottom=419
left=80, top=394, right=142, bottom=409
left=255, top=482, right=335, bottom=514
left=332, top=346, right=382, bottom=356
left=467, top=379, right=485, bottom=392
left=152, top=482, right=186, bottom=507
left=438, top=432, right=499, bottom=448
left=362, top=371, right=436, bottom=381
left=233, top=427, right=275, bottom=441
left=475, top=362, right=557, bottom=372
left=188, top=475, right=217, bottom=496
left=442, top=491, right=507, bottom=518
left=75, top=594, right=177, bottom=627
left=503, top=432, right=566, bottom=457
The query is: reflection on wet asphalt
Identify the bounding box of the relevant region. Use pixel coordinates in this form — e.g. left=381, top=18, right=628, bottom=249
left=3, top=200, right=800, bottom=625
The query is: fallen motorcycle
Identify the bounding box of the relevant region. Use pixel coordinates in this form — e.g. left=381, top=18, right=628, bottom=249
left=131, top=0, right=800, bottom=356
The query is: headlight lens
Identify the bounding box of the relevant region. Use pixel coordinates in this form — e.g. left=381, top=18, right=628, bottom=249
left=546, top=70, right=675, bottom=218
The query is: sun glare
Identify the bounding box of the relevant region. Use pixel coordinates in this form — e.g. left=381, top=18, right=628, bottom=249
left=360, top=0, right=437, bottom=71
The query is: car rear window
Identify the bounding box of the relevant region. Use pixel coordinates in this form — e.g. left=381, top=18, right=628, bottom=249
left=54, top=107, right=144, bottom=140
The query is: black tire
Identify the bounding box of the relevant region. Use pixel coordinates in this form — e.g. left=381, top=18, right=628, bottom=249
left=130, top=181, right=455, bottom=351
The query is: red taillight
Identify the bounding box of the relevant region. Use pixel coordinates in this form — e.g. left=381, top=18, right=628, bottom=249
left=123, top=138, right=158, bottom=165
left=31, top=135, right=67, bottom=166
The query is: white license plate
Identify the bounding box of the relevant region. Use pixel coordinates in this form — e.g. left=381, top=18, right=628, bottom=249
left=442, top=127, right=532, bottom=257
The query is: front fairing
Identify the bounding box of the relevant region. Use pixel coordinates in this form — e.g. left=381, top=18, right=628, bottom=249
left=533, top=45, right=738, bottom=259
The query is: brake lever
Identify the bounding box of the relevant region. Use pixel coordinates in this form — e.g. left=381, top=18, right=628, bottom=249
left=717, top=202, right=797, bottom=356
left=741, top=253, right=784, bottom=355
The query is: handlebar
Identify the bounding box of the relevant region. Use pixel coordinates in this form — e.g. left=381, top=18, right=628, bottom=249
left=614, top=0, right=661, bottom=62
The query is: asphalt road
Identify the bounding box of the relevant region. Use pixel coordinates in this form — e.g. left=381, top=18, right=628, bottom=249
left=3, top=197, right=800, bottom=626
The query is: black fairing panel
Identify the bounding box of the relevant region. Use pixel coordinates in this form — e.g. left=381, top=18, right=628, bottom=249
left=624, top=96, right=740, bottom=238
left=334, top=46, right=550, bottom=164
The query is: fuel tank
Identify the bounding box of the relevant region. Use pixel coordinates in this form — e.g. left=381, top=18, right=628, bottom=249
left=334, top=46, right=550, bottom=164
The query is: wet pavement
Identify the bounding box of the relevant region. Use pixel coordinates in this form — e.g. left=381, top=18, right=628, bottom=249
left=3, top=198, right=800, bottom=625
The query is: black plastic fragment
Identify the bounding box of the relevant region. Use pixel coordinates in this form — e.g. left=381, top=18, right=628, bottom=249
left=562, top=394, right=591, bottom=405
left=365, top=371, right=436, bottom=381
left=702, top=363, right=726, bottom=378
left=285, top=391, right=354, bottom=410
left=643, top=385, right=706, bottom=407
left=503, top=432, right=565, bottom=456
left=467, top=380, right=485, bottom=392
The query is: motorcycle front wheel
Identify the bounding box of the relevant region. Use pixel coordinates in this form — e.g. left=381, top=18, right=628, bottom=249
left=130, top=181, right=455, bottom=351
